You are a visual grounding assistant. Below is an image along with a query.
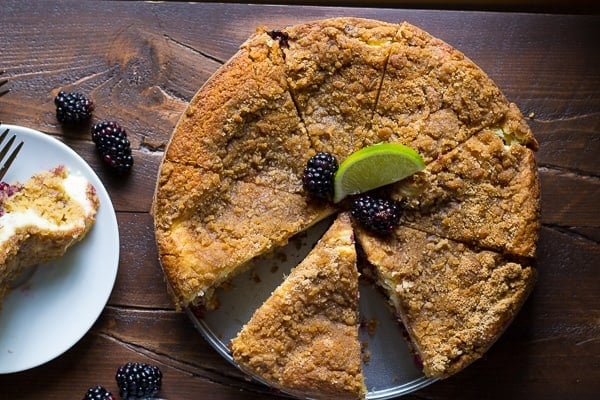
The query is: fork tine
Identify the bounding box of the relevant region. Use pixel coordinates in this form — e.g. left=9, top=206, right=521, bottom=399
left=0, top=133, right=16, bottom=161
left=0, top=128, right=9, bottom=144
left=0, top=140, right=23, bottom=181
left=0, top=70, right=9, bottom=96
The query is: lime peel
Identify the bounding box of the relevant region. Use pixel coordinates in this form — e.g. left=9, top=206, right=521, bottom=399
left=333, top=143, right=425, bottom=203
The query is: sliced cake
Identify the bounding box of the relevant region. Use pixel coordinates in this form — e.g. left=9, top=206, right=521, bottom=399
left=155, top=164, right=333, bottom=309
left=152, top=17, right=540, bottom=391
left=153, top=29, right=336, bottom=309
left=373, top=22, right=523, bottom=164
left=0, top=165, right=99, bottom=309
left=355, top=224, right=536, bottom=378
left=230, top=213, right=366, bottom=400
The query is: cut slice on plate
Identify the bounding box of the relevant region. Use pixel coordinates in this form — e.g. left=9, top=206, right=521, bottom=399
left=0, top=166, right=99, bottom=310
left=333, top=142, right=425, bottom=203
left=230, top=213, right=366, bottom=400
left=354, top=224, right=536, bottom=378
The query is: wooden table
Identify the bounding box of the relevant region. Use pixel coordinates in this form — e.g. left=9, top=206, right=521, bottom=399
left=0, top=2, right=598, bottom=399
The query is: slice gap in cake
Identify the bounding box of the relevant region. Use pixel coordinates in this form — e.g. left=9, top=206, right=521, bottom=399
left=230, top=212, right=367, bottom=400
left=151, top=17, right=541, bottom=388
left=354, top=223, right=536, bottom=379
left=0, top=165, right=99, bottom=309
left=154, top=161, right=335, bottom=309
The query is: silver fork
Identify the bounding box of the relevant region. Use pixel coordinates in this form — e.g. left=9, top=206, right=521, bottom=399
left=0, top=127, right=24, bottom=181
left=0, top=70, right=8, bottom=97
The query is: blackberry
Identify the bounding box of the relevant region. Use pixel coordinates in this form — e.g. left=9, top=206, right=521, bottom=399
left=351, top=194, right=402, bottom=234
left=267, top=30, right=290, bottom=48
left=54, top=90, right=94, bottom=124
left=116, top=362, right=162, bottom=399
left=302, top=152, right=338, bottom=200
left=91, top=121, right=134, bottom=174
left=83, top=385, right=114, bottom=400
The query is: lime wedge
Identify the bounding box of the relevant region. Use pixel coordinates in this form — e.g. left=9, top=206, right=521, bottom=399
left=333, top=143, right=425, bottom=203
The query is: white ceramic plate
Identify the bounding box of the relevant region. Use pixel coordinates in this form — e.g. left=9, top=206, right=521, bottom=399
left=187, top=217, right=437, bottom=399
left=0, top=124, right=119, bottom=374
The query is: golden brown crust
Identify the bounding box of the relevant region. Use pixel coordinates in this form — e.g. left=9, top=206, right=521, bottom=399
left=355, top=225, right=536, bottom=378
left=231, top=213, right=366, bottom=400
left=162, top=29, right=311, bottom=194
left=281, top=17, right=398, bottom=157
left=154, top=162, right=334, bottom=308
left=392, top=128, right=540, bottom=257
left=153, top=29, right=336, bottom=308
left=373, top=22, right=515, bottom=164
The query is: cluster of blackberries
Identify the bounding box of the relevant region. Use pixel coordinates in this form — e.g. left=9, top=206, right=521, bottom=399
left=83, top=362, right=162, bottom=400
left=83, top=385, right=115, bottom=400
left=54, top=91, right=133, bottom=174
left=302, top=152, right=402, bottom=234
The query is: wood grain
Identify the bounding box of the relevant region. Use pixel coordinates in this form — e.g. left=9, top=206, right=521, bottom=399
left=0, top=1, right=598, bottom=399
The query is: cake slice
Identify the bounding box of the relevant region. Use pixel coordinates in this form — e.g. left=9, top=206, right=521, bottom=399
left=355, top=224, right=535, bottom=378
left=154, top=164, right=333, bottom=309
left=279, top=17, right=398, bottom=157
left=162, top=27, right=312, bottom=195
left=372, top=22, right=532, bottom=164
left=0, top=165, right=99, bottom=309
left=391, top=124, right=540, bottom=257
left=153, top=29, right=337, bottom=309
left=230, top=213, right=366, bottom=400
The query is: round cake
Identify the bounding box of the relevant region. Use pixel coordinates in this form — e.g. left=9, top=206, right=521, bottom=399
left=152, top=17, right=539, bottom=398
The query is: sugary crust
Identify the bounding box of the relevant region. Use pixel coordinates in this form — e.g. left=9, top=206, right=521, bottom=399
left=393, top=128, right=540, bottom=257
left=154, top=161, right=334, bottom=308
left=355, top=225, right=536, bottom=378
left=153, top=30, right=335, bottom=308
left=162, top=29, right=312, bottom=194
left=231, top=213, right=366, bottom=399
left=281, top=17, right=399, bottom=157
left=373, top=22, right=529, bottom=164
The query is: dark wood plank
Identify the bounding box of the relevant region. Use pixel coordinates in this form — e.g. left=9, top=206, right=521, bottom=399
left=110, top=213, right=172, bottom=309
left=539, top=168, right=600, bottom=227
left=203, top=0, right=598, bottom=14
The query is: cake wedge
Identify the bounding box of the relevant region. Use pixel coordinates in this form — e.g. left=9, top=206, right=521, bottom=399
left=355, top=224, right=536, bottom=378
left=230, top=213, right=366, bottom=400
left=0, top=166, right=99, bottom=310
